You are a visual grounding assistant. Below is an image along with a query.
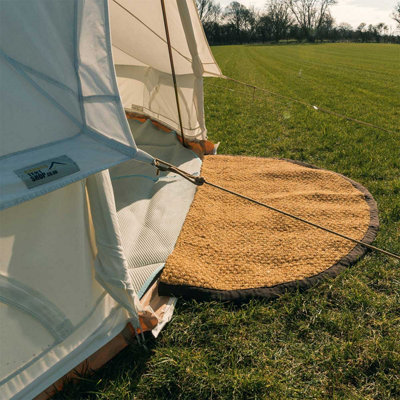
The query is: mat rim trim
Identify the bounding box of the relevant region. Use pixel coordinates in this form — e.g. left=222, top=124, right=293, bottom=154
left=158, top=158, right=379, bottom=302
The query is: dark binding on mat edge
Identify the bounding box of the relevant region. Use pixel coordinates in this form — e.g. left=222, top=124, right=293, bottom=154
left=158, top=158, right=379, bottom=302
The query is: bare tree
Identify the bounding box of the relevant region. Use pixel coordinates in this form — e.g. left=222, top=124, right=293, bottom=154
left=196, top=0, right=221, bottom=24
left=247, top=6, right=261, bottom=41
left=265, top=0, right=292, bottom=42
left=356, top=22, right=367, bottom=42
left=195, top=0, right=397, bottom=45
left=223, top=1, right=254, bottom=43
left=357, top=22, right=366, bottom=31
left=369, top=22, right=389, bottom=42
left=257, top=14, right=274, bottom=42
left=336, top=22, right=352, bottom=41
left=392, top=2, right=400, bottom=27
left=288, top=0, right=337, bottom=41
left=376, top=22, right=388, bottom=35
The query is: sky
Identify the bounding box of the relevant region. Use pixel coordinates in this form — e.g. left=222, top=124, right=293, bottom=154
left=218, top=0, right=398, bottom=33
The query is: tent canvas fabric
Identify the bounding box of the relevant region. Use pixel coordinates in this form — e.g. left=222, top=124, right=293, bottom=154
left=0, top=1, right=219, bottom=399
left=112, top=0, right=221, bottom=139
left=0, top=0, right=153, bottom=211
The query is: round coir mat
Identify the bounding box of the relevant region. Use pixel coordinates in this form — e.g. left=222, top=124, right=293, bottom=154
left=159, top=156, right=379, bottom=302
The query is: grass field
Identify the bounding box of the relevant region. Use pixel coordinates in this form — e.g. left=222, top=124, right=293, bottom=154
left=58, top=43, right=400, bottom=399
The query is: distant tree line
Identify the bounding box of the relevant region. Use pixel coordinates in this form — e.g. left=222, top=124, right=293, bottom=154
left=196, top=0, right=400, bottom=45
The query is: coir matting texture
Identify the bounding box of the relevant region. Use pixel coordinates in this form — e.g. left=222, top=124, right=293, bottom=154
left=159, top=156, right=379, bottom=301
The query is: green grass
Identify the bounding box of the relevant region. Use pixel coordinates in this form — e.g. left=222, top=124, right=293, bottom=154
left=57, top=43, right=400, bottom=399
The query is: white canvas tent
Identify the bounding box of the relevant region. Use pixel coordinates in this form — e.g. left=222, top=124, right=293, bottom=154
left=0, top=1, right=221, bottom=398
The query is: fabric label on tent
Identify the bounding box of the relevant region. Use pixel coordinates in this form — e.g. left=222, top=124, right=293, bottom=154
left=14, top=155, right=80, bottom=189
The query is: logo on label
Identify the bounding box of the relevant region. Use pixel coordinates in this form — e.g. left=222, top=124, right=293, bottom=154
left=15, top=155, right=80, bottom=189
left=49, top=161, right=66, bottom=169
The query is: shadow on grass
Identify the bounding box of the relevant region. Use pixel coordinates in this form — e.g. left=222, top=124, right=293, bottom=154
left=52, top=333, right=157, bottom=400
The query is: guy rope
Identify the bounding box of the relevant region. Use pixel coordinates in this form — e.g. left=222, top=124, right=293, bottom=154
left=156, top=1, right=399, bottom=262
left=218, top=75, right=397, bottom=135
left=153, top=158, right=400, bottom=262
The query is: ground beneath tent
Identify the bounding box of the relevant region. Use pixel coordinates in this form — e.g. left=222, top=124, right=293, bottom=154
left=159, top=156, right=379, bottom=301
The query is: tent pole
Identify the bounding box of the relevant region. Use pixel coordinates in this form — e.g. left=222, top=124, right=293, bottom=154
left=160, top=0, right=187, bottom=147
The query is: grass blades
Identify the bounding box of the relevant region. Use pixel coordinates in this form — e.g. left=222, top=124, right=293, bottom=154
left=57, top=43, right=400, bottom=400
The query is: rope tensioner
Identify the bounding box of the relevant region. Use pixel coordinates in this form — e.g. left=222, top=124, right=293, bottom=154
left=153, top=158, right=400, bottom=262
left=153, top=158, right=205, bottom=186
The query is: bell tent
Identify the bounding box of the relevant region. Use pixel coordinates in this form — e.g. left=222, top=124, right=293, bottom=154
left=0, top=1, right=386, bottom=399
left=0, top=0, right=221, bottom=398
